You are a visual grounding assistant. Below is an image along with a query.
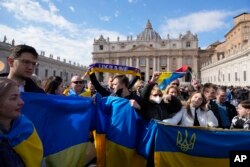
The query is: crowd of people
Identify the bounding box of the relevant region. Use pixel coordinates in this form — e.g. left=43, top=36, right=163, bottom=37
left=1, top=44, right=250, bottom=166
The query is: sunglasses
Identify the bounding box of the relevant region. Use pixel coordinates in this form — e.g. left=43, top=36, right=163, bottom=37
left=72, top=81, right=83, bottom=84
left=152, top=94, right=163, bottom=97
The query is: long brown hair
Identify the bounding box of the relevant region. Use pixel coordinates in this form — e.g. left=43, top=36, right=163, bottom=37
left=0, top=78, right=17, bottom=105
left=239, top=100, right=250, bottom=109
left=43, top=76, right=63, bottom=94
left=185, top=91, right=207, bottom=118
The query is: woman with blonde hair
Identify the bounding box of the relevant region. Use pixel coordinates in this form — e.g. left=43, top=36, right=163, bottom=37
left=131, top=79, right=144, bottom=96
left=164, top=85, right=180, bottom=97
left=138, top=72, right=182, bottom=121
left=0, top=78, right=43, bottom=166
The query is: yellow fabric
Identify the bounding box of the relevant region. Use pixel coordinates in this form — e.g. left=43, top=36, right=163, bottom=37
left=106, top=140, right=146, bottom=167
left=63, top=87, right=91, bottom=97
left=79, top=90, right=91, bottom=97
left=155, top=152, right=228, bottom=167
left=63, top=87, right=70, bottom=95
left=95, top=133, right=106, bottom=167
left=44, top=142, right=92, bottom=167
left=95, top=133, right=146, bottom=167
left=13, top=129, right=43, bottom=167
left=88, top=67, right=141, bottom=77
left=156, top=72, right=172, bottom=84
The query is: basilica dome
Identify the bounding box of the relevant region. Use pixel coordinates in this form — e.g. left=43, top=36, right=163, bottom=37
left=137, top=20, right=161, bottom=41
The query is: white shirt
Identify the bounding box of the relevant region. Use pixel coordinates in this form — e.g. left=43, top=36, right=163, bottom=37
left=163, top=107, right=218, bottom=127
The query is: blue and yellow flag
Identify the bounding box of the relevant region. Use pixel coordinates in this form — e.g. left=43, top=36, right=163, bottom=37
left=21, top=92, right=95, bottom=167
left=154, top=123, right=250, bottom=167
left=157, top=72, right=186, bottom=90
left=95, top=96, right=154, bottom=167
left=0, top=114, right=43, bottom=167
left=87, top=63, right=141, bottom=77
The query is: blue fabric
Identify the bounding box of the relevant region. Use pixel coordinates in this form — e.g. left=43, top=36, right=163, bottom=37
left=95, top=96, right=154, bottom=159
left=0, top=115, right=34, bottom=147
left=158, top=72, right=186, bottom=90
left=217, top=103, right=231, bottom=128
left=21, top=92, right=94, bottom=156
left=155, top=123, right=250, bottom=158
left=68, top=88, right=78, bottom=96
left=226, top=91, right=232, bottom=102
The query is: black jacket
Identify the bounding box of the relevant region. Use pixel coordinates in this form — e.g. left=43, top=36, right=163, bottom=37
left=139, top=82, right=182, bottom=121
left=24, top=77, right=45, bottom=93
left=208, top=100, right=237, bottom=128
left=0, top=73, right=45, bottom=93
left=89, top=73, right=139, bottom=97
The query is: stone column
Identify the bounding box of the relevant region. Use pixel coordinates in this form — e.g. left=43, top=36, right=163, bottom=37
left=157, top=56, right=160, bottom=71
left=129, top=57, right=133, bottom=67
left=116, top=58, right=119, bottom=64
left=146, top=57, right=149, bottom=81
left=126, top=57, right=129, bottom=66
left=153, top=56, right=157, bottom=72
left=167, top=56, right=170, bottom=71
left=193, top=55, right=198, bottom=78
left=136, top=57, right=139, bottom=68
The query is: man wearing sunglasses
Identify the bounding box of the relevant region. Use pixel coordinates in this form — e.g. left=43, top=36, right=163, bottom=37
left=63, top=75, right=90, bottom=96
left=1, top=45, right=44, bottom=93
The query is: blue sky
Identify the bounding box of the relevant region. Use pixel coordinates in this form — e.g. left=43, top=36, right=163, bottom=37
left=0, top=0, right=249, bottom=66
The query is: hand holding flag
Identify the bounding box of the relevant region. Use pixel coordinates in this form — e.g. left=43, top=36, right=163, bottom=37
left=156, top=65, right=189, bottom=90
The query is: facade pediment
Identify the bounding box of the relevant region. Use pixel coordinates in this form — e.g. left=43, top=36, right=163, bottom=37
left=129, top=45, right=155, bottom=52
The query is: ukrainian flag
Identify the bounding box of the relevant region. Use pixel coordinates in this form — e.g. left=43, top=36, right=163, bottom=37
left=154, top=122, right=250, bottom=167
left=0, top=114, right=43, bottom=167
left=157, top=72, right=186, bottom=90
left=87, top=63, right=141, bottom=77
left=95, top=95, right=154, bottom=167
left=21, top=92, right=95, bottom=167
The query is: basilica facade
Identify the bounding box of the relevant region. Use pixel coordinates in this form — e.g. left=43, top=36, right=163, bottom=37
left=92, top=20, right=199, bottom=83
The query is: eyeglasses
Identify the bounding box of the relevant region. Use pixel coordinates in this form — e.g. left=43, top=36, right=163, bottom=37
left=152, top=94, right=163, bottom=97
left=72, top=81, right=84, bottom=84
left=16, top=59, right=38, bottom=67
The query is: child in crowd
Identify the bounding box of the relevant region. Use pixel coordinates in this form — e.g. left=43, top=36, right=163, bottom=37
left=230, top=100, right=250, bottom=130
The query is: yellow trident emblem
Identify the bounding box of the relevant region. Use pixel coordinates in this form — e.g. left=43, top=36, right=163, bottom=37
left=176, top=130, right=196, bottom=152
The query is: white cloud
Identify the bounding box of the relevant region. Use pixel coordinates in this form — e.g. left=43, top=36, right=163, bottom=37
left=159, top=10, right=234, bottom=38
left=1, top=0, right=75, bottom=32
left=0, top=0, right=126, bottom=66
left=48, top=2, right=59, bottom=13
left=114, top=10, right=120, bottom=17
left=69, top=6, right=75, bottom=12
left=0, top=24, right=125, bottom=66
left=99, top=16, right=111, bottom=22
